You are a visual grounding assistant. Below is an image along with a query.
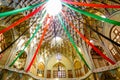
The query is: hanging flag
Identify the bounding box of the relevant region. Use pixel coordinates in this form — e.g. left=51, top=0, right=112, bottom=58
left=62, top=11, right=115, bottom=64
left=63, top=1, right=120, bottom=8
left=58, top=15, right=91, bottom=69
left=0, top=4, right=44, bottom=34
left=62, top=2, right=120, bottom=26
left=0, top=1, right=46, bottom=17
left=9, top=12, right=47, bottom=67
left=26, top=15, right=51, bottom=72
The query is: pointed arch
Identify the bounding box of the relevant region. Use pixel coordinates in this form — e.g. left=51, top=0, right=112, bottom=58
left=13, top=50, right=27, bottom=70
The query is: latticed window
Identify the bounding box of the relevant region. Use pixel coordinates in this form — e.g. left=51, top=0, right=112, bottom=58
left=109, top=26, right=120, bottom=61
left=110, top=47, right=120, bottom=61
left=112, top=28, right=120, bottom=44
left=53, top=62, right=66, bottom=78
left=53, top=70, right=66, bottom=78
left=111, top=27, right=120, bottom=50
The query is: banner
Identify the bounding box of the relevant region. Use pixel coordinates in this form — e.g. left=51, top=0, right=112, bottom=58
left=26, top=16, right=51, bottom=72
left=58, top=15, right=91, bottom=69
left=9, top=12, right=47, bottom=67
left=0, top=1, right=46, bottom=17
left=62, top=2, right=120, bottom=26
left=63, top=1, right=120, bottom=8
left=62, top=12, right=115, bottom=64
left=0, top=5, right=44, bottom=34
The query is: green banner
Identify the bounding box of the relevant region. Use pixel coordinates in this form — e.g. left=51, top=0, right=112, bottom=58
left=0, top=1, right=46, bottom=17
left=58, top=15, right=90, bottom=70
left=62, top=2, right=120, bottom=26
left=9, top=12, right=47, bottom=67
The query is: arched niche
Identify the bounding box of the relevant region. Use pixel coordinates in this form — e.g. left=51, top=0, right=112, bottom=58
left=29, top=53, right=45, bottom=77
left=0, top=5, right=30, bottom=67
left=0, top=26, right=13, bottom=66
left=109, top=26, right=120, bottom=62
left=74, top=60, right=82, bottom=69
left=13, top=50, right=27, bottom=70
left=46, top=54, right=72, bottom=70
left=104, top=11, right=120, bottom=37
left=46, top=54, right=72, bottom=78
left=90, top=46, right=109, bottom=68
left=37, top=62, right=45, bottom=77
left=74, top=60, right=83, bottom=77
left=103, top=11, right=120, bottom=63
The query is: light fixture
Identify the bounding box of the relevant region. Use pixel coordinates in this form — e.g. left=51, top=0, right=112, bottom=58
left=51, top=36, right=63, bottom=48
left=90, top=40, right=94, bottom=44
left=101, top=15, right=106, bottom=18
left=56, top=53, right=62, bottom=61
left=46, top=0, right=62, bottom=16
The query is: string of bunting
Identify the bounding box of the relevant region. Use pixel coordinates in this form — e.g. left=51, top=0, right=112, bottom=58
left=26, top=15, right=51, bottom=72
left=63, top=0, right=120, bottom=8
left=0, top=4, right=44, bottom=34
left=9, top=23, right=42, bottom=67
left=0, top=26, right=30, bottom=54
left=80, top=21, right=120, bottom=47
left=62, top=2, right=120, bottom=26
left=0, top=0, right=119, bottom=73
left=62, top=11, right=115, bottom=64
left=58, top=14, right=91, bottom=70
left=0, top=1, right=46, bottom=17
left=9, top=11, right=47, bottom=67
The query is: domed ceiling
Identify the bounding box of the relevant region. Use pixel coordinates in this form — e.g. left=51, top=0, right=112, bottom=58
left=0, top=0, right=120, bottom=79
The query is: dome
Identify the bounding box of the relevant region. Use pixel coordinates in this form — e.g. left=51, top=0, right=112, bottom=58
left=0, top=0, right=120, bottom=80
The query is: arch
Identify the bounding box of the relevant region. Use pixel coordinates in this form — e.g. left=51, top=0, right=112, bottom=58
left=53, top=62, right=65, bottom=70
left=37, top=62, right=45, bottom=77
left=103, top=11, right=120, bottom=63
left=109, top=26, right=120, bottom=62
left=46, top=53, right=72, bottom=69
left=0, top=5, right=29, bottom=67
left=13, top=50, right=27, bottom=70
left=0, top=27, right=13, bottom=66
left=90, top=46, right=109, bottom=68
left=74, top=60, right=83, bottom=77
left=46, top=53, right=73, bottom=78
left=52, top=62, right=66, bottom=78
left=74, top=60, right=82, bottom=69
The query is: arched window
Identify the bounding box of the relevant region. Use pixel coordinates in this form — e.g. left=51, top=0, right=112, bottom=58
left=109, top=26, right=120, bottom=62
left=74, top=60, right=83, bottom=77
left=37, top=62, right=45, bottom=77
left=53, top=62, right=66, bottom=78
